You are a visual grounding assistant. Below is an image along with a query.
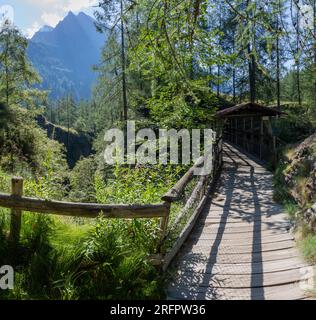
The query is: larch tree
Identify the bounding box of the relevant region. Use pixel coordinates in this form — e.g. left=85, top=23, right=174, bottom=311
left=0, top=20, right=42, bottom=109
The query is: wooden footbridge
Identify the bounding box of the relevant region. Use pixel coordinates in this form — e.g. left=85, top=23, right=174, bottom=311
left=0, top=103, right=314, bottom=300
left=166, top=142, right=314, bottom=300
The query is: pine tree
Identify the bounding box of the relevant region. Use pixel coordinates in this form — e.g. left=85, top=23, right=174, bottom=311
left=0, top=20, right=42, bottom=108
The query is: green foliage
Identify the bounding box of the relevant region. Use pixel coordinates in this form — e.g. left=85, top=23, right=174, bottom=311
left=95, top=163, right=183, bottom=205
left=5, top=0, right=316, bottom=301
left=69, top=157, right=97, bottom=202
left=272, top=104, right=316, bottom=144
left=0, top=103, right=68, bottom=184
left=0, top=20, right=44, bottom=109
left=93, top=0, right=224, bottom=134
left=273, top=141, right=316, bottom=268
left=301, top=234, right=316, bottom=264
left=0, top=176, right=164, bottom=300
left=47, top=95, right=78, bottom=131
left=147, top=80, right=218, bottom=129
left=54, top=218, right=162, bottom=300
left=273, top=161, right=294, bottom=204
left=0, top=157, right=174, bottom=299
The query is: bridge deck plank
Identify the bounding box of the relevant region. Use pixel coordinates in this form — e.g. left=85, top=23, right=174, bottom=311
left=166, top=143, right=314, bottom=300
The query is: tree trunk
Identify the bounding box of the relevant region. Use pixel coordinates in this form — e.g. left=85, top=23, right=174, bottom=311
left=120, top=0, right=128, bottom=154
left=314, top=0, right=316, bottom=114
left=217, top=65, right=220, bottom=98
left=247, top=0, right=256, bottom=103
left=276, top=16, right=281, bottom=111
left=233, top=68, right=236, bottom=103
left=5, top=35, right=9, bottom=107
left=232, top=36, right=236, bottom=103
left=295, top=2, right=302, bottom=106
left=248, top=44, right=256, bottom=103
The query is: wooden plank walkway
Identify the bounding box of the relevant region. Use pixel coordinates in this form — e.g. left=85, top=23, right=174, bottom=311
left=167, top=142, right=314, bottom=300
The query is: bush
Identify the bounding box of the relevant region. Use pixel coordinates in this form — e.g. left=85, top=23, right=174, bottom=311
left=0, top=161, right=172, bottom=299
left=0, top=105, right=68, bottom=179
left=272, top=104, right=316, bottom=144
left=68, top=157, right=97, bottom=202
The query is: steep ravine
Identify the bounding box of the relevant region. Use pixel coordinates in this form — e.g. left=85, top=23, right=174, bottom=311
left=36, top=115, right=94, bottom=168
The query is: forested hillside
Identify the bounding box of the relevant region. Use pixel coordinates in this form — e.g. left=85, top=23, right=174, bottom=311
left=1, top=0, right=316, bottom=301
left=27, top=11, right=105, bottom=100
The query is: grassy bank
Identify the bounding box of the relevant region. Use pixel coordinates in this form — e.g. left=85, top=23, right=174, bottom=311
left=0, top=161, right=186, bottom=300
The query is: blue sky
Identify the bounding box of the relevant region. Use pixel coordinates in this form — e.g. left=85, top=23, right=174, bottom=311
left=0, top=0, right=98, bottom=37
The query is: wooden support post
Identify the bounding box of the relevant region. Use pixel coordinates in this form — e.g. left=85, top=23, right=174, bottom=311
left=250, top=117, right=254, bottom=154
left=260, top=118, right=263, bottom=160
left=272, top=135, right=277, bottom=166
left=158, top=202, right=170, bottom=254
left=9, top=177, right=23, bottom=246
left=243, top=118, right=246, bottom=150
left=234, top=118, right=237, bottom=145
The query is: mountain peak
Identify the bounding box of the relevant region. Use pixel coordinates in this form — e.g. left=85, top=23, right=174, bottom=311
left=39, top=25, right=53, bottom=33
left=78, top=12, right=89, bottom=17
left=67, top=11, right=75, bottom=17
left=28, top=10, right=106, bottom=100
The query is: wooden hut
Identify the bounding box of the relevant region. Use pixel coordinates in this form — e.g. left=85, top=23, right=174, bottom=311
left=216, top=102, right=283, bottom=163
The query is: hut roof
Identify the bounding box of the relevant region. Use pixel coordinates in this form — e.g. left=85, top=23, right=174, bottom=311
left=216, top=102, right=283, bottom=118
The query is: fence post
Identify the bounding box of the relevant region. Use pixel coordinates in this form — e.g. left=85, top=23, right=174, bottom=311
left=158, top=202, right=170, bottom=254
left=9, top=177, right=23, bottom=246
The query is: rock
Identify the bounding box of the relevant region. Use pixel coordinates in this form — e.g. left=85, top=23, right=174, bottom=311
left=303, top=203, right=316, bottom=231
left=283, top=133, right=316, bottom=205
left=36, top=115, right=94, bottom=168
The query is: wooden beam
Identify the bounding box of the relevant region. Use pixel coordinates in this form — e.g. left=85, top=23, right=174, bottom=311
left=158, top=202, right=171, bottom=254
left=8, top=177, right=23, bottom=246
left=163, top=176, right=206, bottom=242
left=260, top=118, right=264, bottom=160
left=162, top=157, right=204, bottom=202
left=0, top=193, right=168, bottom=218
left=162, top=168, right=221, bottom=272
left=250, top=117, right=254, bottom=154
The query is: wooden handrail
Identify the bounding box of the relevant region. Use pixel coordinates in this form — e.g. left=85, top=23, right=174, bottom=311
left=0, top=193, right=169, bottom=219
left=161, top=157, right=203, bottom=202
left=0, top=135, right=224, bottom=268
left=162, top=137, right=222, bottom=203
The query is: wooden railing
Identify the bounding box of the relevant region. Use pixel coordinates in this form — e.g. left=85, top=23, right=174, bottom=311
left=0, top=136, right=223, bottom=270
left=159, top=136, right=223, bottom=270
left=0, top=179, right=169, bottom=250
left=224, top=128, right=277, bottom=164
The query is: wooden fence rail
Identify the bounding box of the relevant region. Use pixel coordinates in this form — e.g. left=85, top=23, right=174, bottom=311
left=0, top=178, right=169, bottom=250
left=159, top=136, right=223, bottom=270
left=0, top=136, right=223, bottom=269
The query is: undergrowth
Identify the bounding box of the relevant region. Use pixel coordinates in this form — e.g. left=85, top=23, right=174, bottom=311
left=273, top=147, right=316, bottom=267
left=0, top=159, right=186, bottom=300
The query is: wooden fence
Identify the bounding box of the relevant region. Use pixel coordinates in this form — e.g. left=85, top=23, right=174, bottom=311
left=0, top=136, right=223, bottom=269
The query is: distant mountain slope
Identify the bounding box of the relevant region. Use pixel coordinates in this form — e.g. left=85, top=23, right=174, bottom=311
left=27, top=12, right=106, bottom=100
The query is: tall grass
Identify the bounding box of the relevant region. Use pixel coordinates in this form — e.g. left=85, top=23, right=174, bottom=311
left=0, top=161, right=186, bottom=300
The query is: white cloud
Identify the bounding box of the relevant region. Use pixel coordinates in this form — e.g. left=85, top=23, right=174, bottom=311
left=61, top=0, right=98, bottom=13
left=26, top=21, right=40, bottom=38
left=25, top=0, right=61, bottom=6
left=23, top=0, right=98, bottom=36
left=0, top=4, right=14, bottom=24
left=41, top=12, right=63, bottom=27
left=39, top=1, right=98, bottom=27
left=25, top=0, right=98, bottom=12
